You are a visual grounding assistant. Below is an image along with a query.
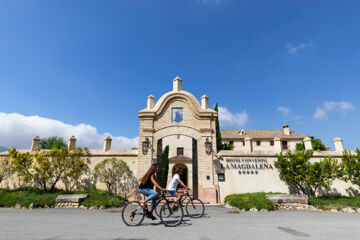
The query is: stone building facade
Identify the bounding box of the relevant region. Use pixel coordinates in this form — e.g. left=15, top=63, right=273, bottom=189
left=0, top=77, right=358, bottom=203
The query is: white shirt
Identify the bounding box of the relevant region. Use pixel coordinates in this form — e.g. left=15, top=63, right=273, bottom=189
left=167, top=173, right=180, bottom=191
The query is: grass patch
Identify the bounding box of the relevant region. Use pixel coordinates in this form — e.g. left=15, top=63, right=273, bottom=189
left=0, top=187, right=58, bottom=208
left=224, top=192, right=276, bottom=211
left=309, top=196, right=360, bottom=210
left=0, top=188, right=125, bottom=208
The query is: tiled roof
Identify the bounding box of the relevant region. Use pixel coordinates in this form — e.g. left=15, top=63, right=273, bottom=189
left=220, top=129, right=305, bottom=140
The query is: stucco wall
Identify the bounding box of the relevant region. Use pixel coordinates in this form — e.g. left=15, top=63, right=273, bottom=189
left=218, top=151, right=360, bottom=202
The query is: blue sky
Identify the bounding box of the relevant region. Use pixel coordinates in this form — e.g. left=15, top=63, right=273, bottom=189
left=0, top=0, right=359, bottom=150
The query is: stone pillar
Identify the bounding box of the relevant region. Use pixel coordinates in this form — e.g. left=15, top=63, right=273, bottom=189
left=173, top=76, right=182, bottom=91
left=303, top=136, right=313, bottom=150
left=68, top=136, right=76, bottom=149
left=334, top=137, right=344, bottom=152
left=147, top=95, right=155, bottom=109
left=104, top=136, right=112, bottom=151
left=283, top=124, right=291, bottom=135
left=244, top=137, right=253, bottom=153
left=274, top=137, right=282, bottom=153
left=31, top=136, right=41, bottom=151
left=201, top=95, right=209, bottom=110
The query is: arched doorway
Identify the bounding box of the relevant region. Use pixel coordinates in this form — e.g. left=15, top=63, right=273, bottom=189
left=172, top=164, right=188, bottom=188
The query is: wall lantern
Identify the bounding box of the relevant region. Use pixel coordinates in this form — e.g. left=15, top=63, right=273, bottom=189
left=205, top=137, right=212, bottom=155
left=142, top=137, right=150, bottom=155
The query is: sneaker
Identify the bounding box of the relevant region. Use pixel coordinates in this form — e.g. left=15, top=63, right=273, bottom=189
left=148, top=212, right=157, bottom=220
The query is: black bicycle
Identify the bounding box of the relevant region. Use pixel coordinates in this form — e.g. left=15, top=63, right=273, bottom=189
left=122, top=190, right=184, bottom=227
left=155, top=189, right=205, bottom=218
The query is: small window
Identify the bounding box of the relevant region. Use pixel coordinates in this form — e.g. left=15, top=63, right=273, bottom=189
left=282, top=141, right=288, bottom=150
left=229, top=141, right=234, bottom=145
left=242, top=141, right=245, bottom=146
left=256, top=141, right=261, bottom=146
left=270, top=141, right=274, bottom=146
left=177, top=147, right=184, bottom=156
left=172, top=108, right=183, bottom=122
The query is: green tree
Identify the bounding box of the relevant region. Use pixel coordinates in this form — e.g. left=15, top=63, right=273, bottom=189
left=214, top=103, right=222, bottom=152
left=9, top=146, right=88, bottom=192
left=94, top=158, right=134, bottom=197
left=341, top=149, right=360, bottom=187
left=160, top=145, right=169, bottom=188
left=274, top=150, right=339, bottom=197
left=296, top=136, right=326, bottom=152
left=40, top=137, right=67, bottom=150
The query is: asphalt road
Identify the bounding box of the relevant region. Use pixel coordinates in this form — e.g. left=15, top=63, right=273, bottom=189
left=1, top=206, right=360, bottom=240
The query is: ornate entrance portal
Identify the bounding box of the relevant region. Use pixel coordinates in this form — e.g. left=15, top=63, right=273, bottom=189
left=137, top=77, right=219, bottom=204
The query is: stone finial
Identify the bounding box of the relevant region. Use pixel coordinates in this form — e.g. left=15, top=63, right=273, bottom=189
left=104, top=136, right=112, bottom=151
left=147, top=95, right=155, bottom=109
left=68, top=136, right=76, bottom=149
left=303, top=136, right=313, bottom=150
left=201, top=95, right=209, bottom=110
left=273, top=137, right=282, bottom=153
left=333, top=136, right=344, bottom=152
left=173, top=76, right=183, bottom=91
left=31, top=136, right=41, bottom=151
left=244, top=137, right=253, bottom=153
left=283, top=124, right=291, bottom=135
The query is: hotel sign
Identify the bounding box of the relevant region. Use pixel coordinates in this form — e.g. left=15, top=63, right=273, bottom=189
left=224, top=158, right=274, bottom=175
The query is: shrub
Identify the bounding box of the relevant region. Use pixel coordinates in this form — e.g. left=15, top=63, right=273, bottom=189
left=8, top=146, right=89, bottom=192
left=76, top=189, right=125, bottom=208
left=341, top=149, right=360, bottom=187
left=94, top=158, right=135, bottom=198
left=224, top=193, right=276, bottom=210
left=274, top=150, right=340, bottom=197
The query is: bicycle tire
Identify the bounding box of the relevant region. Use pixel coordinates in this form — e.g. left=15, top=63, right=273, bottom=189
left=154, top=199, right=166, bottom=217
left=186, top=198, right=205, bottom=218
left=159, top=201, right=184, bottom=227
left=121, top=201, right=146, bottom=226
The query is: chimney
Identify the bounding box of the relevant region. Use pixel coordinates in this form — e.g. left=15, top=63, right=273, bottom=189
left=283, top=124, right=291, bottom=135
left=273, top=137, right=282, bottom=153
left=68, top=136, right=77, bottom=149
left=303, top=136, right=313, bottom=150
left=147, top=95, right=155, bottom=109
left=31, top=136, right=41, bottom=151
left=201, top=95, right=209, bottom=110
left=333, top=137, right=344, bottom=152
left=104, top=136, right=112, bottom=151
left=244, top=137, right=253, bottom=153
left=173, top=76, right=183, bottom=91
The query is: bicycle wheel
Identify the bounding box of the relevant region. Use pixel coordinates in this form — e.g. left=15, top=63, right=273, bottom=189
left=186, top=198, right=205, bottom=218
left=159, top=201, right=184, bottom=227
left=154, top=199, right=166, bottom=217
left=122, top=201, right=146, bottom=226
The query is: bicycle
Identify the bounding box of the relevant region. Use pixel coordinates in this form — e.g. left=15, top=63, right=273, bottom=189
left=155, top=189, right=205, bottom=218
left=122, top=190, right=184, bottom=227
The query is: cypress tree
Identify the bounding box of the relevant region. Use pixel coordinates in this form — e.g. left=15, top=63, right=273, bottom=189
left=160, top=145, right=169, bottom=188
left=214, top=103, right=222, bottom=152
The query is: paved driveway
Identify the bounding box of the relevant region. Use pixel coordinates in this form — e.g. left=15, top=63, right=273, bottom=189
left=1, top=206, right=360, bottom=240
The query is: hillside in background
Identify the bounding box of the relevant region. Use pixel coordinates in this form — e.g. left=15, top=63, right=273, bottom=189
left=0, top=146, right=8, bottom=152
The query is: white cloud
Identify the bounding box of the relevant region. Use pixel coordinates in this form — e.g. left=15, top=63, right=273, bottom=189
left=277, top=106, right=291, bottom=116
left=286, top=42, right=312, bottom=55
left=313, top=101, right=354, bottom=120
left=0, top=112, right=138, bottom=149
left=218, top=107, right=248, bottom=127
